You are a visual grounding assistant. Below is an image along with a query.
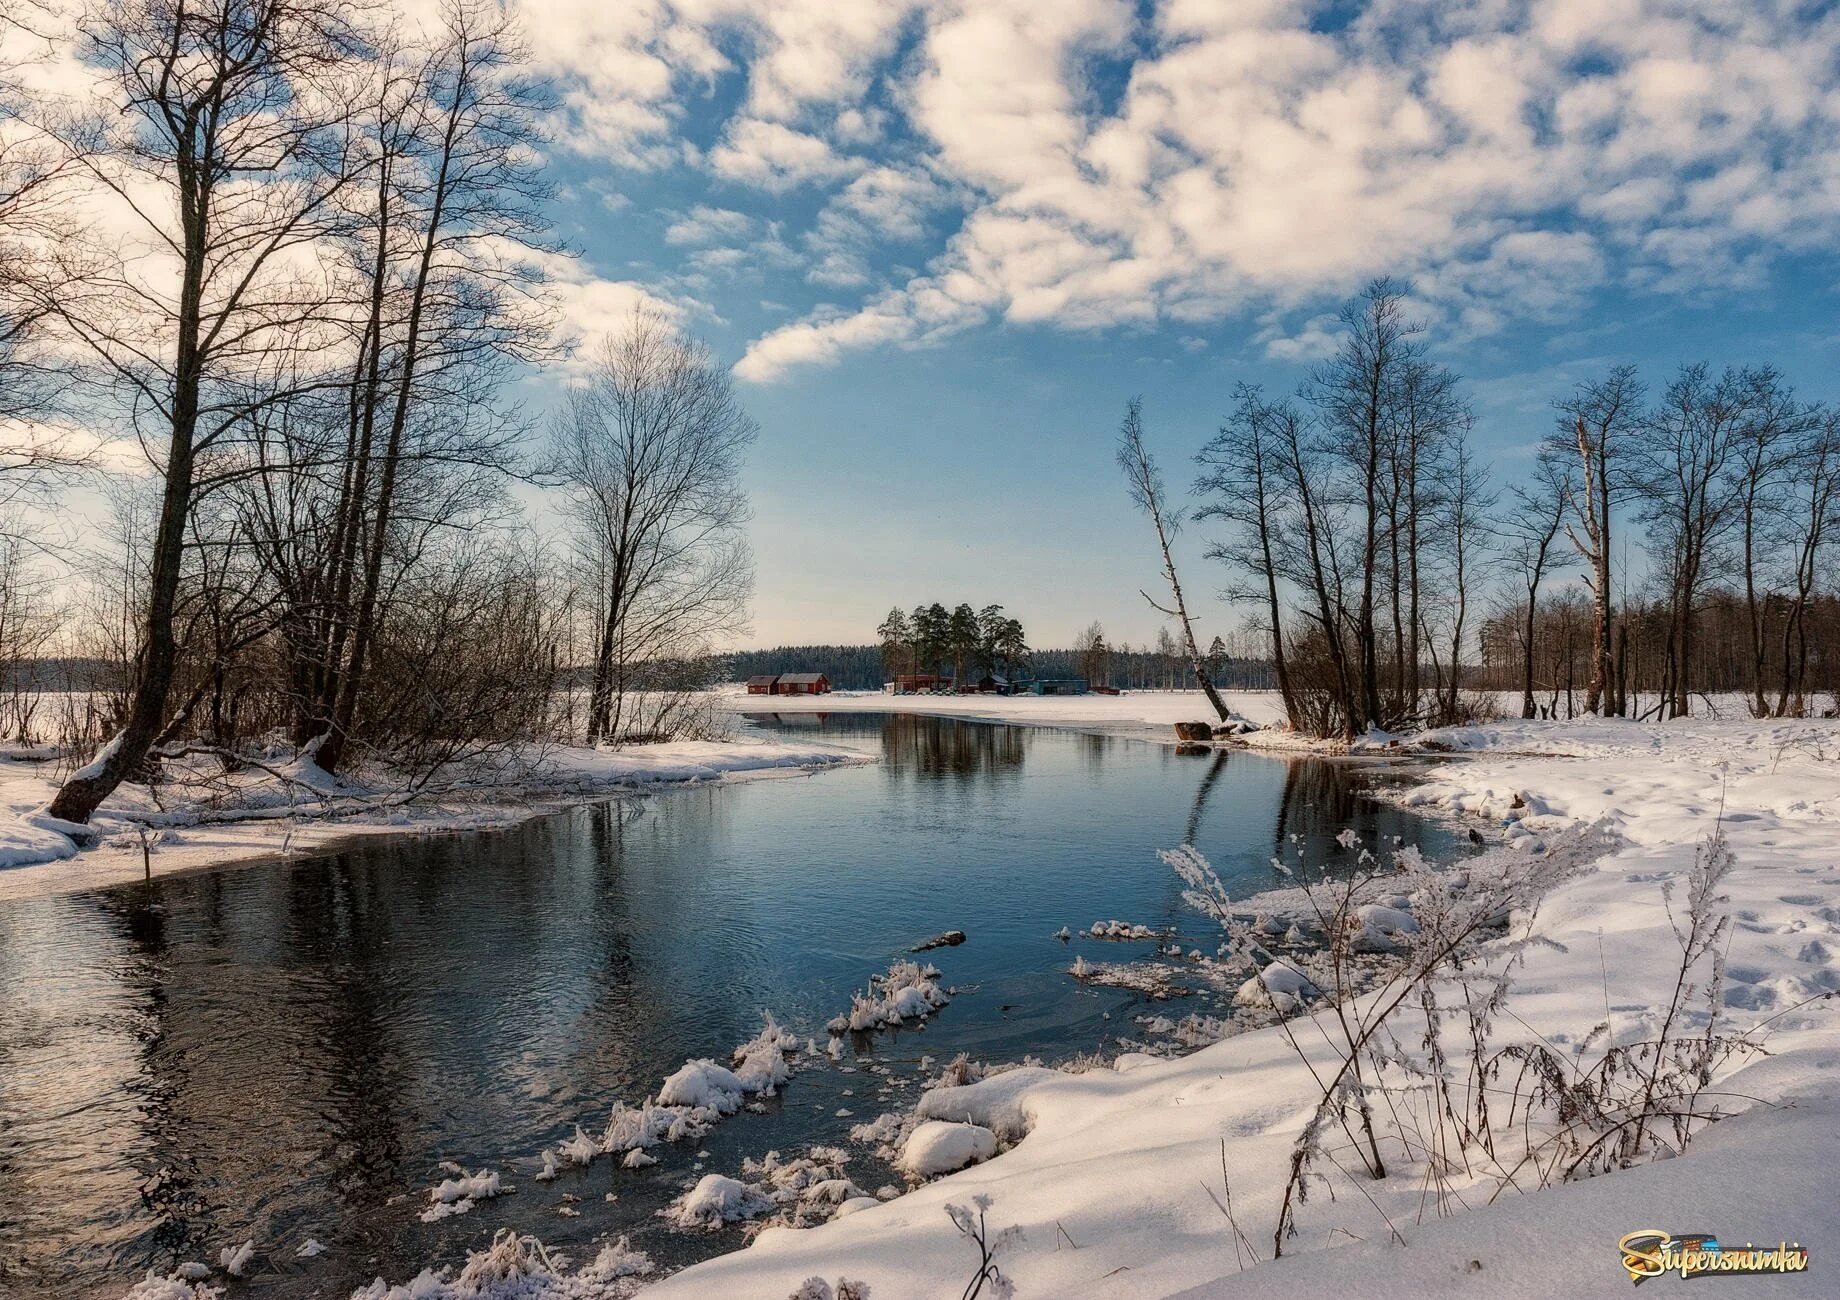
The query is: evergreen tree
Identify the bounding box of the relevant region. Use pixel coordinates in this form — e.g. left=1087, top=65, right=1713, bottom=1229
left=948, top=603, right=980, bottom=681
left=877, top=607, right=912, bottom=679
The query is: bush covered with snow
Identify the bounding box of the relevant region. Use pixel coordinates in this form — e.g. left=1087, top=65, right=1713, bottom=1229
left=828, top=960, right=951, bottom=1035
left=662, top=1174, right=774, bottom=1230
left=420, top=1169, right=504, bottom=1222
left=534, top=1014, right=801, bottom=1181
left=120, top=1273, right=222, bottom=1300
left=351, top=1227, right=654, bottom=1299
left=1231, top=960, right=1319, bottom=1013
left=1087, top=920, right=1161, bottom=940
left=1348, top=902, right=1421, bottom=953
left=656, top=1059, right=748, bottom=1113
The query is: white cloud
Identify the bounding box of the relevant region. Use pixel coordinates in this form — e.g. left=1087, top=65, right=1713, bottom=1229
left=494, top=0, right=1840, bottom=379
left=510, top=246, right=695, bottom=356
left=663, top=205, right=754, bottom=245
left=520, top=0, right=921, bottom=176
left=1261, top=314, right=1343, bottom=363
left=724, top=0, right=1840, bottom=380
left=706, top=118, right=864, bottom=190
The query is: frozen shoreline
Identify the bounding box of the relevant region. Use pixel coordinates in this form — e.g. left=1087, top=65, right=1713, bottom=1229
left=723, top=684, right=1296, bottom=741
left=642, top=709, right=1840, bottom=1298
left=0, top=735, right=864, bottom=904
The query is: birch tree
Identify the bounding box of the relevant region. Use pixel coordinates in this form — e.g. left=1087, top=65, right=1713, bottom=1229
left=1116, top=396, right=1229, bottom=723
left=552, top=307, right=754, bottom=747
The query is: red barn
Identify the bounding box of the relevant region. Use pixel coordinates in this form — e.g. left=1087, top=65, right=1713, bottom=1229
left=773, top=672, right=830, bottom=695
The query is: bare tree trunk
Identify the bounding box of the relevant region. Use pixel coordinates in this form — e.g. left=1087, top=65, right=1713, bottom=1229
left=50, top=341, right=198, bottom=821
left=1116, top=398, right=1229, bottom=724
left=1587, top=418, right=1613, bottom=716
left=50, top=84, right=210, bottom=822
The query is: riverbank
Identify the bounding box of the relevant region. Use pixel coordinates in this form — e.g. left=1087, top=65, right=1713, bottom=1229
left=722, top=684, right=1294, bottom=741
left=0, top=735, right=861, bottom=903
left=644, top=712, right=1840, bottom=1298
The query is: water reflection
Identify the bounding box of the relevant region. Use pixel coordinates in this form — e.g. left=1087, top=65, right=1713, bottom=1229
left=0, top=715, right=1460, bottom=1298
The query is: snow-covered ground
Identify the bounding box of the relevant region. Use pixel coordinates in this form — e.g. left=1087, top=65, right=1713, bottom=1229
left=0, top=735, right=860, bottom=903
left=641, top=712, right=1840, bottom=1298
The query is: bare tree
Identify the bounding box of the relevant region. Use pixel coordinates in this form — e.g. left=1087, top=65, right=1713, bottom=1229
left=1422, top=436, right=1492, bottom=726
left=1385, top=356, right=1466, bottom=722
left=42, top=0, right=366, bottom=823
left=1725, top=366, right=1815, bottom=716
left=0, top=3, right=94, bottom=557
left=1501, top=456, right=1570, bottom=719
left=308, top=0, right=559, bottom=774
left=1304, top=278, right=1422, bottom=729
left=1116, top=396, right=1229, bottom=724
left=1265, top=397, right=1359, bottom=738
left=1196, top=383, right=1301, bottom=729
left=1548, top=365, right=1644, bottom=718
left=552, top=307, right=755, bottom=747
left=1776, top=409, right=1840, bottom=715
left=1634, top=364, right=1745, bottom=719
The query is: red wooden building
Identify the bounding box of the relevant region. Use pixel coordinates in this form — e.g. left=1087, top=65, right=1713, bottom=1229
left=746, top=673, right=831, bottom=696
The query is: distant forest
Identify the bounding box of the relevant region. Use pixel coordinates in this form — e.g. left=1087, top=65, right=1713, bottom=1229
left=727, top=644, right=1281, bottom=692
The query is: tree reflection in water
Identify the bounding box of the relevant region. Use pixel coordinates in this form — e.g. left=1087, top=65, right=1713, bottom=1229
left=0, top=714, right=1466, bottom=1297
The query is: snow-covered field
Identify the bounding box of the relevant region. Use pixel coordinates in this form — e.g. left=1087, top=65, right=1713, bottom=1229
left=636, top=711, right=1840, bottom=1298
left=0, top=735, right=860, bottom=903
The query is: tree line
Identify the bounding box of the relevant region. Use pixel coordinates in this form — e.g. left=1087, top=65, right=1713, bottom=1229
left=0, top=0, right=754, bottom=824
left=1119, top=278, right=1840, bottom=738
left=731, top=627, right=1283, bottom=694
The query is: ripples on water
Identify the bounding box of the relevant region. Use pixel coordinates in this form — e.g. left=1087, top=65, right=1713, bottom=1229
left=0, top=714, right=1464, bottom=1298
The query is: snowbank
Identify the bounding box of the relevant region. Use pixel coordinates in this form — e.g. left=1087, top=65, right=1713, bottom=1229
left=0, top=813, right=80, bottom=869
left=913, top=1067, right=1059, bottom=1142
left=899, top=1121, right=997, bottom=1176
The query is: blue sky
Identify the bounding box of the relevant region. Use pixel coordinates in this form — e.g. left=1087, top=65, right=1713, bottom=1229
left=513, top=0, right=1840, bottom=650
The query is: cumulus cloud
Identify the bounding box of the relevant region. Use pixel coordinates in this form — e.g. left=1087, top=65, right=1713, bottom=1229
left=512, top=0, right=1840, bottom=382
left=663, top=205, right=754, bottom=245
left=521, top=0, right=920, bottom=175
left=504, top=246, right=694, bottom=359
left=1261, top=315, right=1343, bottom=363
left=707, top=118, right=864, bottom=190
